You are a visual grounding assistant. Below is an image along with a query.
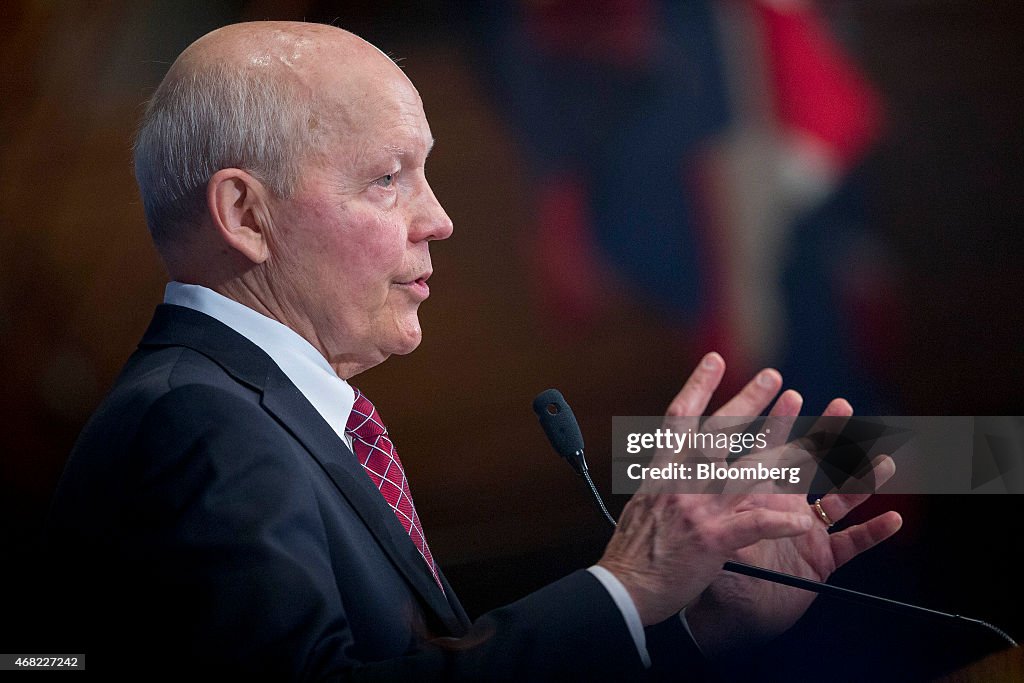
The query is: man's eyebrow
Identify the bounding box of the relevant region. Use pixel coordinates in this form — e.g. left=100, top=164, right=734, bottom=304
left=380, top=138, right=435, bottom=158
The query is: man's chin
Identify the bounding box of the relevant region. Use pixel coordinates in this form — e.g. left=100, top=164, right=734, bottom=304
left=388, top=322, right=423, bottom=356
left=393, top=337, right=422, bottom=356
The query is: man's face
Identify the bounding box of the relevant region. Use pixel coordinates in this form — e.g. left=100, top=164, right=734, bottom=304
left=266, top=65, right=453, bottom=375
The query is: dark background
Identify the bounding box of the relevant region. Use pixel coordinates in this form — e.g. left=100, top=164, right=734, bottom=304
left=1, top=1, right=1021, bottom=680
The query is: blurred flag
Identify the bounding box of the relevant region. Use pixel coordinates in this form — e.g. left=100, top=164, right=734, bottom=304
left=475, top=0, right=897, bottom=409
left=695, top=0, right=886, bottom=393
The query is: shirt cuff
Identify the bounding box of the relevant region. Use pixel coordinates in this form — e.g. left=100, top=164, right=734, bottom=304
left=586, top=565, right=651, bottom=668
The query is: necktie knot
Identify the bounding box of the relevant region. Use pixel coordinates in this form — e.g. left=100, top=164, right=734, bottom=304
left=346, top=388, right=387, bottom=442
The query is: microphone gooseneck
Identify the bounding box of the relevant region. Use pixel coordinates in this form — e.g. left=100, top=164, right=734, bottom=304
left=532, top=388, right=1018, bottom=649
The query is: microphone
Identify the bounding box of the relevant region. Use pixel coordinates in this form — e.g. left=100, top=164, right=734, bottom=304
left=532, top=389, right=586, bottom=475
left=533, top=388, right=1018, bottom=648
left=533, top=389, right=616, bottom=527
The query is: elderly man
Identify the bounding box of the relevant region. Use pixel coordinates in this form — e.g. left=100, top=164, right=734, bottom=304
left=47, top=21, right=900, bottom=680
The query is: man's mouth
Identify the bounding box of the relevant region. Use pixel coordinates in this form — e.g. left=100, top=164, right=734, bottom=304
left=395, top=273, right=431, bottom=299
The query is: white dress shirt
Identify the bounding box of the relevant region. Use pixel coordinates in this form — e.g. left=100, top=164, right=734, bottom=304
left=163, top=281, right=652, bottom=667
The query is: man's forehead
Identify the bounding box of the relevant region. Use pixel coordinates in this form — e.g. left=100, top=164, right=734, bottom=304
left=326, top=74, right=429, bottom=138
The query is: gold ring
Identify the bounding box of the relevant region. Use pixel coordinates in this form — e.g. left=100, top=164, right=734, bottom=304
left=813, top=498, right=835, bottom=528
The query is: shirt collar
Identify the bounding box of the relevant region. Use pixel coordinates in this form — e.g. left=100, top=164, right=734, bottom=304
left=163, top=282, right=355, bottom=441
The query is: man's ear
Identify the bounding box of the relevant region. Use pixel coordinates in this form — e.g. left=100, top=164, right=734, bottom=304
left=206, top=168, right=271, bottom=264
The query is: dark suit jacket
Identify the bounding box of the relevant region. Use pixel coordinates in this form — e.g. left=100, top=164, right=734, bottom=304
left=46, top=304, right=705, bottom=681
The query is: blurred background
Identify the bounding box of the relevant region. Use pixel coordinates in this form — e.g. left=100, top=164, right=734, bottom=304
left=1, top=0, right=1021, bottom=679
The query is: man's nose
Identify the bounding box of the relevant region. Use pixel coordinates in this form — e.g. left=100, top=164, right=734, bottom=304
left=410, top=181, right=453, bottom=242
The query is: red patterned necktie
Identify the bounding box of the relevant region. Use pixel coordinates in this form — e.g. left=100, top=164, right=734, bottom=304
left=345, top=387, right=443, bottom=591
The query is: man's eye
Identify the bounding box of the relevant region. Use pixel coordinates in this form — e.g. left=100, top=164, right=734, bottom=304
left=373, top=173, right=395, bottom=188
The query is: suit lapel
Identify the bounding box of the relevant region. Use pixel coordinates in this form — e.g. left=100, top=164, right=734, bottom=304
left=140, top=304, right=464, bottom=635
left=439, top=569, right=471, bottom=630
left=260, top=371, right=465, bottom=635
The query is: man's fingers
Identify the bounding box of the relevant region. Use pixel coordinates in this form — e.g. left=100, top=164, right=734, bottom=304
left=826, top=454, right=897, bottom=510
left=650, top=353, right=726, bottom=471
left=822, top=397, right=853, bottom=417
left=786, top=396, right=855, bottom=482
left=768, top=390, right=803, bottom=418
left=701, top=368, right=783, bottom=448
left=806, top=457, right=895, bottom=531
left=665, top=352, right=726, bottom=417
left=760, top=390, right=801, bottom=450
left=829, top=511, right=903, bottom=568
left=716, top=509, right=813, bottom=551
left=712, top=368, right=783, bottom=419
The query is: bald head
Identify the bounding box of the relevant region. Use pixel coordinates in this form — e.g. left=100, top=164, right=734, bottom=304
left=133, top=22, right=410, bottom=266
left=171, top=21, right=403, bottom=99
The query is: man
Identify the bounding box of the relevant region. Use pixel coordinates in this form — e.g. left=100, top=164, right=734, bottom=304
left=47, top=21, right=901, bottom=680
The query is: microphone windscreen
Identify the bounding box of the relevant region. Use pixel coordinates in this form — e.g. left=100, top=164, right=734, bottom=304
left=532, top=389, right=585, bottom=458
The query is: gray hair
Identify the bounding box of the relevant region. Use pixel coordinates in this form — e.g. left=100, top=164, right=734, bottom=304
left=133, top=62, right=320, bottom=250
